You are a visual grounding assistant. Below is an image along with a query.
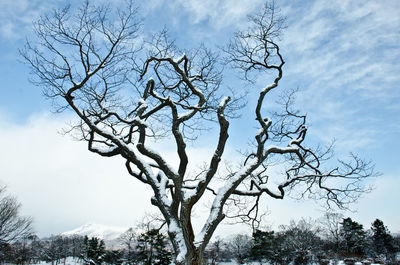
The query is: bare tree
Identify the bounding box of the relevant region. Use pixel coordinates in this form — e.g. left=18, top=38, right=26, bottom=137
left=278, top=219, right=323, bottom=264
left=228, top=234, right=252, bottom=264
left=119, top=227, right=136, bottom=264
left=0, top=186, right=33, bottom=245
left=204, top=237, right=224, bottom=265
left=21, top=1, right=375, bottom=264
left=319, top=212, right=344, bottom=259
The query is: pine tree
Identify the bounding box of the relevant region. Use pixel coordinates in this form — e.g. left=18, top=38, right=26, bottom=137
left=103, top=250, right=124, bottom=265
left=271, top=232, right=294, bottom=265
left=82, top=236, right=106, bottom=265
left=136, top=229, right=171, bottom=265
left=250, top=229, right=294, bottom=265
left=250, top=229, right=275, bottom=262
left=370, top=219, right=397, bottom=260
left=340, top=218, right=367, bottom=256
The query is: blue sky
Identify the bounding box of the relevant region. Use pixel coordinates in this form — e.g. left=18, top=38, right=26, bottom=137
left=0, top=0, right=399, bottom=237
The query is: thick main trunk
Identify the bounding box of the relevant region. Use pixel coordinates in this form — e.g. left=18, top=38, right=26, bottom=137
left=177, top=203, right=206, bottom=265
left=175, top=249, right=204, bottom=265
left=190, top=250, right=204, bottom=265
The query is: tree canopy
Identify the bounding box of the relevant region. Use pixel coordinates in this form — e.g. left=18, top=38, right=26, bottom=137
left=21, top=1, right=376, bottom=264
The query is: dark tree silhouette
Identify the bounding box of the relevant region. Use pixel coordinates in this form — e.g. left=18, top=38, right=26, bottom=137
left=136, top=229, right=172, bottom=265
left=250, top=229, right=276, bottom=262
left=340, top=218, right=367, bottom=256
left=82, top=236, right=106, bottom=264
left=370, top=219, right=397, bottom=260
left=0, top=186, right=33, bottom=245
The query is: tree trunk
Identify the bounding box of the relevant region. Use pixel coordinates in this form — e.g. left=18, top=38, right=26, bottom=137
left=191, top=250, right=204, bottom=265
left=175, top=249, right=205, bottom=265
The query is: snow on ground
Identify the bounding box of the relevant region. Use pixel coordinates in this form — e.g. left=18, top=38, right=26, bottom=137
left=208, top=261, right=383, bottom=265
left=32, top=258, right=387, bottom=265
left=29, top=257, right=81, bottom=265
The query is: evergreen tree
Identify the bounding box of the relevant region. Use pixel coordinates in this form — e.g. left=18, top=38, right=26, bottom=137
left=82, top=236, right=106, bottom=265
left=0, top=243, right=13, bottom=263
left=270, top=232, right=294, bottom=265
left=103, top=250, right=124, bottom=265
left=250, top=229, right=294, bottom=265
left=340, top=218, right=367, bottom=256
left=136, top=229, right=171, bottom=265
left=370, top=219, right=397, bottom=260
left=250, top=229, right=275, bottom=262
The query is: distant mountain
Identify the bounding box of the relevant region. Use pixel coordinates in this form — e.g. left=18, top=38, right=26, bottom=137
left=61, top=223, right=129, bottom=248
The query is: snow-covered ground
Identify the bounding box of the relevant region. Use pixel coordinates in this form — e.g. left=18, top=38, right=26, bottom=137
left=27, top=259, right=384, bottom=265
left=28, top=257, right=80, bottom=265
left=199, top=260, right=386, bottom=265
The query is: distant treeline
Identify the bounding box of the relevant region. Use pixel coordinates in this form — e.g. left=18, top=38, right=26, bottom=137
left=0, top=214, right=399, bottom=264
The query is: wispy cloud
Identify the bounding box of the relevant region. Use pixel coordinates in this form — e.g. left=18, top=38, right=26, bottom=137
left=169, top=0, right=263, bottom=29
left=282, top=0, right=400, bottom=92
left=277, top=0, right=400, bottom=151
left=0, top=0, right=56, bottom=41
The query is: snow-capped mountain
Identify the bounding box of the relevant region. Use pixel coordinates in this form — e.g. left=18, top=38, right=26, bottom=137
left=61, top=223, right=129, bottom=248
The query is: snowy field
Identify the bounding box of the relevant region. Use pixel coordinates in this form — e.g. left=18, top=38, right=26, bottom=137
left=237, top=260, right=390, bottom=265
left=23, top=257, right=384, bottom=265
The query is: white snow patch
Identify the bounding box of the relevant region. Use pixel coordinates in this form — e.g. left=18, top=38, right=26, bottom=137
left=219, top=96, right=230, bottom=108
left=169, top=219, right=187, bottom=262
left=61, top=223, right=127, bottom=241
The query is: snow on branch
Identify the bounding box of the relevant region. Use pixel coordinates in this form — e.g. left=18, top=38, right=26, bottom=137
left=22, top=1, right=376, bottom=263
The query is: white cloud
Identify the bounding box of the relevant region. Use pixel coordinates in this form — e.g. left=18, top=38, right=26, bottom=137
left=276, top=0, right=400, bottom=153
left=282, top=0, right=400, bottom=96
left=0, top=113, right=153, bottom=236
left=171, top=0, right=263, bottom=29
left=0, top=0, right=56, bottom=41
left=0, top=112, right=237, bottom=236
